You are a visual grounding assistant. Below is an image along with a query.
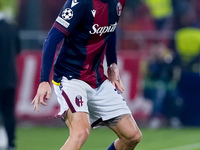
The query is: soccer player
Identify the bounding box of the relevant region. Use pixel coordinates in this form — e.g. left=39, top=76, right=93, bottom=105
left=32, top=0, right=142, bottom=149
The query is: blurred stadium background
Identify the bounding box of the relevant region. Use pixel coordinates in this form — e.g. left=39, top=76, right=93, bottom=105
left=1, top=0, right=200, bottom=149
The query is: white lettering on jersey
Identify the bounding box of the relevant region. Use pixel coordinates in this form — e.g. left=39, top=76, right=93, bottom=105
left=71, top=0, right=79, bottom=8
left=89, top=22, right=117, bottom=36
left=91, top=9, right=96, bottom=17
left=56, top=16, right=70, bottom=28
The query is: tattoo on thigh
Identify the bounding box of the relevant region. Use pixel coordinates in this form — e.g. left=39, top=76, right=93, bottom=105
left=105, top=114, right=131, bottom=127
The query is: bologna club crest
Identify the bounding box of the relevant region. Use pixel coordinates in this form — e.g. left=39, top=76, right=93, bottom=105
left=116, top=2, right=122, bottom=16
left=75, top=95, right=83, bottom=107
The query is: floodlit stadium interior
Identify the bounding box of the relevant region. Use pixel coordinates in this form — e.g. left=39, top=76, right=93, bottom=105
left=0, top=0, right=200, bottom=149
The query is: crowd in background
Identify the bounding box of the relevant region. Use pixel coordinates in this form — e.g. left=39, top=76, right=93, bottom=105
left=119, top=0, right=200, bottom=49
left=118, top=0, right=200, bottom=128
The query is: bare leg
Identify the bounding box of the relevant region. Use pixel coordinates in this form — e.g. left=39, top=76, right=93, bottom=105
left=60, top=109, right=91, bottom=150
left=107, top=114, right=142, bottom=150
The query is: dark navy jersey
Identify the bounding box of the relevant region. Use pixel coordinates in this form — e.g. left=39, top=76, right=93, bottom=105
left=40, top=0, right=126, bottom=88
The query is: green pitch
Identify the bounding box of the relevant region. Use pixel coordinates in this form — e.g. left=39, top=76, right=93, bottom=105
left=16, top=126, right=200, bottom=150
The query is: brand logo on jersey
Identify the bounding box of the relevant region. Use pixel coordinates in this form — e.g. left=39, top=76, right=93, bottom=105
left=56, top=16, right=70, bottom=28
left=75, top=95, right=83, bottom=107
left=62, top=8, right=73, bottom=20
left=71, top=0, right=79, bottom=8
left=116, top=2, right=122, bottom=16
left=89, top=22, right=117, bottom=36
left=91, top=9, right=96, bottom=17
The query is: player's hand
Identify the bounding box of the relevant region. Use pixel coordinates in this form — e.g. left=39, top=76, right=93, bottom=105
left=31, top=82, right=51, bottom=111
left=107, top=63, right=124, bottom=93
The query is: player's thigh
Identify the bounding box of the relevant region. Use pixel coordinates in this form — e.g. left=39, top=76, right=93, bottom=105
left=65, top=109, right=91, bottom=134
left=107, top=114, right=141, bottom=140
left=89, top=80, right=131, bottom=126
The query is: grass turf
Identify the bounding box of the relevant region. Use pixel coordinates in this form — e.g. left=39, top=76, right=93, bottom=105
left=16, top=126, right=200, bottom=150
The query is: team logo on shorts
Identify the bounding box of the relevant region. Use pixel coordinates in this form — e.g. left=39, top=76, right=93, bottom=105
left=116, top=2, right=122, bottom=16
left=75, top=95, right=83, bottom=107
left=62, top=8, right=73, bottom=20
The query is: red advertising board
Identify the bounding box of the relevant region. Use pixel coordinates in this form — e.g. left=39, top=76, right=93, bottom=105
left=15, top=51, right=152, bottom=123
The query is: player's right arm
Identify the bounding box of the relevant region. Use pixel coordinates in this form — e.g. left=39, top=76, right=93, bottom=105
left=32, top=27, right=65, bottom=111
left=40, top=0, right=85, bottom=83
left=39, top=0, right=85, bottom=83
left=32, top=82, right=51, bottom=111
left=32, top=0, right=86, bottom=111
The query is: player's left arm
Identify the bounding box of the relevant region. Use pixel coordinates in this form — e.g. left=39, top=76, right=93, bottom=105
left=106, top=30, right=124, bottom=93
left=107, top=63, right=124, bottom=93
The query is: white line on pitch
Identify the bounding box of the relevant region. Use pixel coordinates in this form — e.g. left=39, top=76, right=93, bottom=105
left=162, top=143, right=200, bottom=150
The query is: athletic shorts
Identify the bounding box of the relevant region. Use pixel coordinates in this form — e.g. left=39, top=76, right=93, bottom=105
left=53, top=77, right=131, bottom=128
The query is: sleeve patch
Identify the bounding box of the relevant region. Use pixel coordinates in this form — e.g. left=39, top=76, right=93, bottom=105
left=62, top=8, right=74, bottom=20
left=56, top=16, right=70, bottom=28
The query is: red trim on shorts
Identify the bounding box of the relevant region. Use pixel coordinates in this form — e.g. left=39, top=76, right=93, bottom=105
left=62, top=90, right=76, bottom=113
left=54, top=110, right=67, bottom=121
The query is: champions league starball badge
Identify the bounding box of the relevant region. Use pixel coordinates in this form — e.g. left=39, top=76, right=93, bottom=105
left=116, top=2, right=122, bottom=16
left=62, top=8, right=74, bottom=20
